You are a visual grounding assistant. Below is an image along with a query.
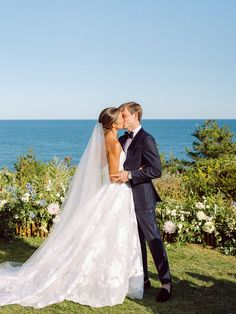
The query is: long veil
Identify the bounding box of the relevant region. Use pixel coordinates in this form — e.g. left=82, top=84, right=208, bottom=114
left=0, top=122, right=109, bottom=306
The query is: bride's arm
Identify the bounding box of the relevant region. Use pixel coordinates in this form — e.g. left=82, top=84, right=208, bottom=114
left=106, top=142, right=121, bottom=179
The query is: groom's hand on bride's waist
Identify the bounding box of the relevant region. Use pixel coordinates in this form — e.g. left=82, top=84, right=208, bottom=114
left=110, top=171, right=129, bottom=183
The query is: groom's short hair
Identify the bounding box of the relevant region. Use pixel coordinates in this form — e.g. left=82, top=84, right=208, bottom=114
left=119, top=102, right=143, bottom=121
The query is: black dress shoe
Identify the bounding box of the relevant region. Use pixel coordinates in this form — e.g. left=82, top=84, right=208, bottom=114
left=156, top=284, right=172, bottom=303
left=144, top=279, right=152, bottom=290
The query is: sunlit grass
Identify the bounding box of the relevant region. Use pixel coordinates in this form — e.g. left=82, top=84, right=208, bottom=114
left=0, top=238, right=235, bottom=314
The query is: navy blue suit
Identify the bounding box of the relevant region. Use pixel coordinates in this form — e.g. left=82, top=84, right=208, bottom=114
left=119, top=128, right=171, bottom=285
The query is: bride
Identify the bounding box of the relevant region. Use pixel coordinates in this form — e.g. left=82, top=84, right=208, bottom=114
left=0, top=107, right=143, bottom=308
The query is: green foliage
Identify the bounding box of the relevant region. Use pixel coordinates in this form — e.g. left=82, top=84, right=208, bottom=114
left=1, top=119, right=236, bottom=257
left=182, top=155, right=236, bottom=199
left=154, top=171, right=185, bottom=202
left=0, top=150, right=76, bottom=240
left=162, top=153, right=187, bottom=174
left=186, top=120, right=236, bottom=161
left=14, top=149, right=47, bottom=188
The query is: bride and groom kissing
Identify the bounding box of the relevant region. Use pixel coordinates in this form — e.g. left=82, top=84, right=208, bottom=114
left=0, top=102, right=172, bottom=309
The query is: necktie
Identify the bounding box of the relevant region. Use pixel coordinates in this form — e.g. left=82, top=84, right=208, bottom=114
left=124, top=131, right=134, bottom=139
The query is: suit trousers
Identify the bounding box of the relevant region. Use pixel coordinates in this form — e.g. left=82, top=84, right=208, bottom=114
left=136, top=207, right=172, bottom=285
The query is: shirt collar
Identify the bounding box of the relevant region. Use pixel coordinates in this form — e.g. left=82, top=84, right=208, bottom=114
left=132, top=125, right=142, bottom=138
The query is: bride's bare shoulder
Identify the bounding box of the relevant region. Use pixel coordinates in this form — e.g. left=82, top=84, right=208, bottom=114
left=104, top=135, right=121, bottom=155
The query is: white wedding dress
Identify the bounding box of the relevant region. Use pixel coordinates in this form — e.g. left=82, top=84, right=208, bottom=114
left=0, top=124, right=143, bottom=309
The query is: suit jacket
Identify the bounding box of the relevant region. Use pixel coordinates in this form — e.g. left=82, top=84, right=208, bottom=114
left=119, top=128, right=162, bottom=210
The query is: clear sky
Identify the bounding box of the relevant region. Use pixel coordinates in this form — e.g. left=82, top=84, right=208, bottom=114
left=0, top=0, right=235, bottom=119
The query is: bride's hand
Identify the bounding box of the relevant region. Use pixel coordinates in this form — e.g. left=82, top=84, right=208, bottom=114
left=110, top=174, right=119, bottom=183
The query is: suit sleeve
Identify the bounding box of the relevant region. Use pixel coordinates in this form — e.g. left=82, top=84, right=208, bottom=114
left=131, top=135, right=162, bottom=185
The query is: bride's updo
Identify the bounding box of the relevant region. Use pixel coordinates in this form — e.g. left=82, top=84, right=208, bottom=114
left=98, top=107, right=121, bottom=132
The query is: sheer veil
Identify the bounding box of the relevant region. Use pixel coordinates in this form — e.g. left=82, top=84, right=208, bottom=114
left=0, top=122, right=109, bottom=300
left=0, top=121, right=144, bottom=308
left=50, top=121, right=109, bottom=232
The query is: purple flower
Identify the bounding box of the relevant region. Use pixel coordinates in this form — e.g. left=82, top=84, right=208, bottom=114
left=7, top=186, right=17, bottom=193
left=37, top=199, right=47, bottom=207
left=29, top=212, right=36, bottom=219
left=26, top=183, right=33, bottom=194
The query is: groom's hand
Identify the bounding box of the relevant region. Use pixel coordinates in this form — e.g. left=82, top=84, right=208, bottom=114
left=116, top=171, right=129, bottom=183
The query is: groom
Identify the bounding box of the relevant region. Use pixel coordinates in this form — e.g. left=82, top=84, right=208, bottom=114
left=112, top=102, right=172, bottom=303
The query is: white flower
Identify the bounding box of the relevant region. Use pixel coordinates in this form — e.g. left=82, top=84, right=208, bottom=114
left=56, top=192, right=60, bottom=197
left=202, top=221, right=215, bottom=234
left=0, top=200, right=8, bottom=208
left=180, top=215, right=185, bottom=221
left=166, top=209, right=171, bottom=215
left=47, top=203, right=60, bottom=215
left=171, top=210, right=177, bottom=217
left=60, top=196, right=65, bottom=202
left=53, top=215, right=60, bottom=224
left=196, top=211, right=207, bottom=221
left=196, top=202, right=205, bottom=210
left=40, top=226, right=48, bottom=233
left=21, top=192, right=30, bottom=203
left=163, top=221, right=176, bottom=234
left=206, top=216, right=213, bottom=222
left=46, top=180, right=53, bottom=191
left=178, top=223, right=183, bottom=230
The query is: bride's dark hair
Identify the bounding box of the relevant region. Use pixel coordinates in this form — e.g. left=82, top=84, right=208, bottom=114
left=98, top=107, right=121, bottom=131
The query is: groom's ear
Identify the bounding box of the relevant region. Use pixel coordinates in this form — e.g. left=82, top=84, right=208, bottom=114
left=133, top=112, right=139, bottom=120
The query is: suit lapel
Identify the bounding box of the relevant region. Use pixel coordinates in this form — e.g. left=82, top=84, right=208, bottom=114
left=126, top=128, right=144, bottom=157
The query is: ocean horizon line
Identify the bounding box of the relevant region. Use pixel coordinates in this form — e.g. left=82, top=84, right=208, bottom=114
left=1, top=119, right=235, bottom=170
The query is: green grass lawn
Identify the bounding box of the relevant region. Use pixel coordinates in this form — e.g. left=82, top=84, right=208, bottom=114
left=0, top=237, right=235, bottom=314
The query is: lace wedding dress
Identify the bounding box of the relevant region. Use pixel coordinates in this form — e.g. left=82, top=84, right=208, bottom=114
left=0, top=123, right=143, bottom=308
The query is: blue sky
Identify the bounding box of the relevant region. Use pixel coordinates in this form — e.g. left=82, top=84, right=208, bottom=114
left=0, top=0, right=235, bottom=119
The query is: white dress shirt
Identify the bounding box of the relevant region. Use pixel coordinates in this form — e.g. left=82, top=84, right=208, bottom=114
left=123, top=125, right=142, bottom=155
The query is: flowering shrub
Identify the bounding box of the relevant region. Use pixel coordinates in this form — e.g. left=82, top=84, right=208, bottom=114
left=156, top=194, right=236, bottom=255
left=0, top=149, right=235, bottom=256
left=0, top=152, right=75, bottom=239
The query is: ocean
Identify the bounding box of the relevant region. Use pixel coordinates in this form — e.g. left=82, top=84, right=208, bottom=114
left=0, top=119, right=235, bottom=170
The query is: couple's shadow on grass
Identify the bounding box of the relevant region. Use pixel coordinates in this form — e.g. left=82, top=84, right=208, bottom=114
left=128, top=271, right=236, bottom=313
